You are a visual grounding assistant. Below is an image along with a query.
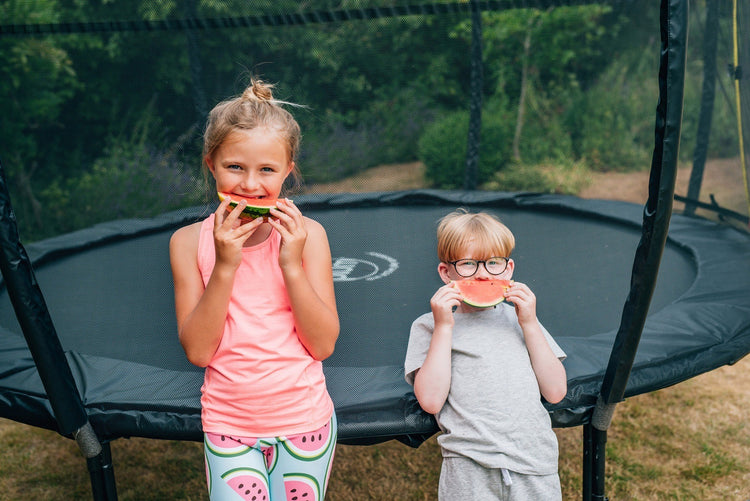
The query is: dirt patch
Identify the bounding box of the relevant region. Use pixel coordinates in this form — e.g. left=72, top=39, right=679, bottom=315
left=309, top=158, right=749, bottom=220
left=579, top=157, right=748, bottom=217
left=0, top=159, right=747, bottom=500
left=307, top=161, right=426, bottom=193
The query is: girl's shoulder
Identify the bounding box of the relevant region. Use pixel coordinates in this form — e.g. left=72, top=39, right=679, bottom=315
left=303, top=215, right=325, bottom=231
left=169, top=220, right=203, bottom=252
left=303, top=216, right=329, bottom=242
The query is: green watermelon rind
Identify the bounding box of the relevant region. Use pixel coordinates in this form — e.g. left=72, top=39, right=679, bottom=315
left=455, top=279, right=512, bottom=308
left=217, top=192, right=277, bottom=220
left=283, top=472, right=321, bottom=501
left=205, top=449, right=212, bottom=495
left=221, top=467, right=269, bottom=500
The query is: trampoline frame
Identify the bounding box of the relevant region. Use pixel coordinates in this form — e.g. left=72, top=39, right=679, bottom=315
left=1, top=1, right=748, bottom=500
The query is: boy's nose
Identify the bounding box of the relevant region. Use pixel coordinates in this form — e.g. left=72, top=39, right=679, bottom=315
left=473, top=263, right=493, bottom=279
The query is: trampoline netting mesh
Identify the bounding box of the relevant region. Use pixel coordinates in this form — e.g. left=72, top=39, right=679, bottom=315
left=1, top=1, right=749, bottom=500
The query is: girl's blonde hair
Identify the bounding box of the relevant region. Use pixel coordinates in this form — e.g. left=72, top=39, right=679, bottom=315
left=202, top=77, right=303, bottom=190
left=437, top=209, right=515, bottom=262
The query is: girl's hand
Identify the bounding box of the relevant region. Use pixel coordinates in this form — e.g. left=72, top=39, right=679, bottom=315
left=267, top=199, right=307, bottom=270
left=213, top=197, right=263, bottom=269
left=504, top=281, right=537, bottom=327
left=430, top=283, right=462, bottom=327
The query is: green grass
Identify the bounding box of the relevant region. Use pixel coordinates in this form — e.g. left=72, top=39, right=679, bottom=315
left=1, top=358, right=748, bottom=500
left=1, top=160, right=748, bottom=500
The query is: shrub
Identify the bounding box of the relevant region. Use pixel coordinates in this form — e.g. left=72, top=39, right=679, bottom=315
left=37, top=140, right=204, bottom=240
left=300, top=88, right=436, bottom=184
left=418, top=100, right=514, bottom=189
left=565, top=65, right=655, bottom=171
left=482, top=159, right=591, bottom=194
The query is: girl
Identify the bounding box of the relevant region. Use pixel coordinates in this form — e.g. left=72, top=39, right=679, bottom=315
left=170, top=78, right=339, bottom=500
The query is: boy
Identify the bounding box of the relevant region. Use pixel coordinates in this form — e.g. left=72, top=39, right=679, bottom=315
left=404, top=209, right=567, bottom=500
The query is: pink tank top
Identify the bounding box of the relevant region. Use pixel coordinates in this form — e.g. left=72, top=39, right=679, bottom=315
left=197, top=215, right=334, bottom=437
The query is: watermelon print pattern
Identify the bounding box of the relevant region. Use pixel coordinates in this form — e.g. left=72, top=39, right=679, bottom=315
left=281, top=421, right=334, bottom=461
left=203, top=415, right=337, bottom=500
left=284, top=473, right=321, bottom=501
left=221, top=467, right=269, bottom=500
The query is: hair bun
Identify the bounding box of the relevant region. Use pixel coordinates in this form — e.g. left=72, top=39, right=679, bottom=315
left=242, top=78, right=274, bottom=102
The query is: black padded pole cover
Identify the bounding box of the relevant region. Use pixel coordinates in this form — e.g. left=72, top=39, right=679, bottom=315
left=0, top=160, right=89, bottom=437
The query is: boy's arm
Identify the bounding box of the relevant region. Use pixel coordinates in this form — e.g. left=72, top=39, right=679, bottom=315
left=519, top=321, right=568, bottom=404
left=505, top=281, right=568, bottom=404
left=413, top=322, right=453, bottom=415
left=412, top=283, right=462, bottom=415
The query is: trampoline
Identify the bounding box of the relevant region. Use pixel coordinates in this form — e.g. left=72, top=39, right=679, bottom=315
left=2, top=190, right=749, bottom=439
left=2, top=1, right=750, bottom=500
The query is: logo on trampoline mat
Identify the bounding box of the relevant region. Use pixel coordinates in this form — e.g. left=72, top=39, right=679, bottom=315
left=332, top=252, right=399, bottom=281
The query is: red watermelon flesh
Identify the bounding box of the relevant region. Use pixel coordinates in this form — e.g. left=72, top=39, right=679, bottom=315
left=221, top=467, right=269, bottom=500
left=453, top=279, right=512, bottom=308
left=281, top=421, right=333, bottom=461
left=217, top=191, right=278, bottom=220
left=284, top=473, right=321, bottom=501
left=205, top=433, right=254, bottom=457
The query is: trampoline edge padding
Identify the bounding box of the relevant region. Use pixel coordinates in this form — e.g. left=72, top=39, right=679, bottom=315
left=0, top=191, right=748, bottom=446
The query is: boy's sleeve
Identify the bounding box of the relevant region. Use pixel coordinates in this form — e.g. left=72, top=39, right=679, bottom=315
left=540, top=322, right=567, bottom=361
left=404, top=314, right=434, bottom=386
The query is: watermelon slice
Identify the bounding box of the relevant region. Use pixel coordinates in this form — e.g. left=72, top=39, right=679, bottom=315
left=205, top=433, right=254, bottom=458
left=453, top=279, right=512, bottom=308
left=284, top=473, right=321, bottom=501
left=217, top=191, right=278, bottom=220
left=221, top=467, right=269, bottom=500
left=281, top=421, right=334, bottom=461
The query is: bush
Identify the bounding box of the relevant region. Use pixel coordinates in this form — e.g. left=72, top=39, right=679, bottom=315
left=482, top=159, right=591, bottom=194
left=418, top=100, right=514, bottom=189
left=300, top=88, right=436, bottom=184
left=37, top=140, right=205, bottom=240
left=565, top=65, right=655, bottom=171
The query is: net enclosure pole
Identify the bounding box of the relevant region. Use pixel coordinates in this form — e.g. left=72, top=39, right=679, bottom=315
left=583, top=0, right=689, bottom=500
left=0, top=160, right=118, bottom=501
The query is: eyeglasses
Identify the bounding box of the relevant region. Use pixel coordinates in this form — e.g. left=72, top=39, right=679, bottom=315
left=448, top=257, right=509, bottom=277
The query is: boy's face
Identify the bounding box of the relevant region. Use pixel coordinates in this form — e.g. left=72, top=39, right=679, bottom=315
left=437, top=240, right=514, bottom=284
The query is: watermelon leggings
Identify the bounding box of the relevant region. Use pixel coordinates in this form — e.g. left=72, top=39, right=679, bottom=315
left=204, top=413, right=337, bottom=501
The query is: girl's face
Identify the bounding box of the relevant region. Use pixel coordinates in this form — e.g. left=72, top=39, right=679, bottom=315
left=206, top=127, right=293, bottom=201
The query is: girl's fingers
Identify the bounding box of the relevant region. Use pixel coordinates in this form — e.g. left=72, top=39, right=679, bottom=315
left=269, top=199, right=302, bottom=225
left=214, top=198, right=231, bottom=224
left=216, top=197, right=248, bottom=227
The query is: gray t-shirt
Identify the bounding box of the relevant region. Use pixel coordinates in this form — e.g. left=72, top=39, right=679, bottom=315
left=404, top=304, right=566, bottom=475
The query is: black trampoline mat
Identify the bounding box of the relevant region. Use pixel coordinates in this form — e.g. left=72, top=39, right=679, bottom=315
left=0, top=191, right=747, bottom=442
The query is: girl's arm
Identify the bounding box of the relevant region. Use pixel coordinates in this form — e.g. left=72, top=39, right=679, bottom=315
left=269, top=200, right=339, bottom=360
left=413, top=284, right=461, bottom=415
left=170, top=199, right=262, bottom=367
left=282, top=219, right=339, bottom=360
left=505, top=282, right=568, bottom=403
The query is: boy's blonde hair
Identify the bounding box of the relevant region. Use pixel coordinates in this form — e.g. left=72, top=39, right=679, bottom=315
left=437, top=209, right=515, bottom=262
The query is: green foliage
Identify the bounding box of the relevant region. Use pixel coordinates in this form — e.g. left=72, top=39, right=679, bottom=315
left=31, top=109, right=205, bottom=241
left=0, top=0, right=741, bottom=240
left=418, top=99, right=514, bottom=189
left=565, top=62, right=656, bottom=171
left=482, top=159, right=591, bottom=195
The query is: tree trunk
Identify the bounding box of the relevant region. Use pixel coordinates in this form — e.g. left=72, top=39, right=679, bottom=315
left=512, top=17, right=536, bottom=163
left=464, top=0, right=483, bottom=190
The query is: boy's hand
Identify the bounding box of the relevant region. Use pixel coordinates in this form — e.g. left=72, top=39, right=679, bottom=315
left=430, top=283, right=462, bottom=327
left=504, top=281, right=537, bottom=327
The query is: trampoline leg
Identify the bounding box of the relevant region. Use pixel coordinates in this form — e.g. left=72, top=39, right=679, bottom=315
left=582, top=423, right=608, bottom=501
left=87, top=441, right=118, bottom=501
